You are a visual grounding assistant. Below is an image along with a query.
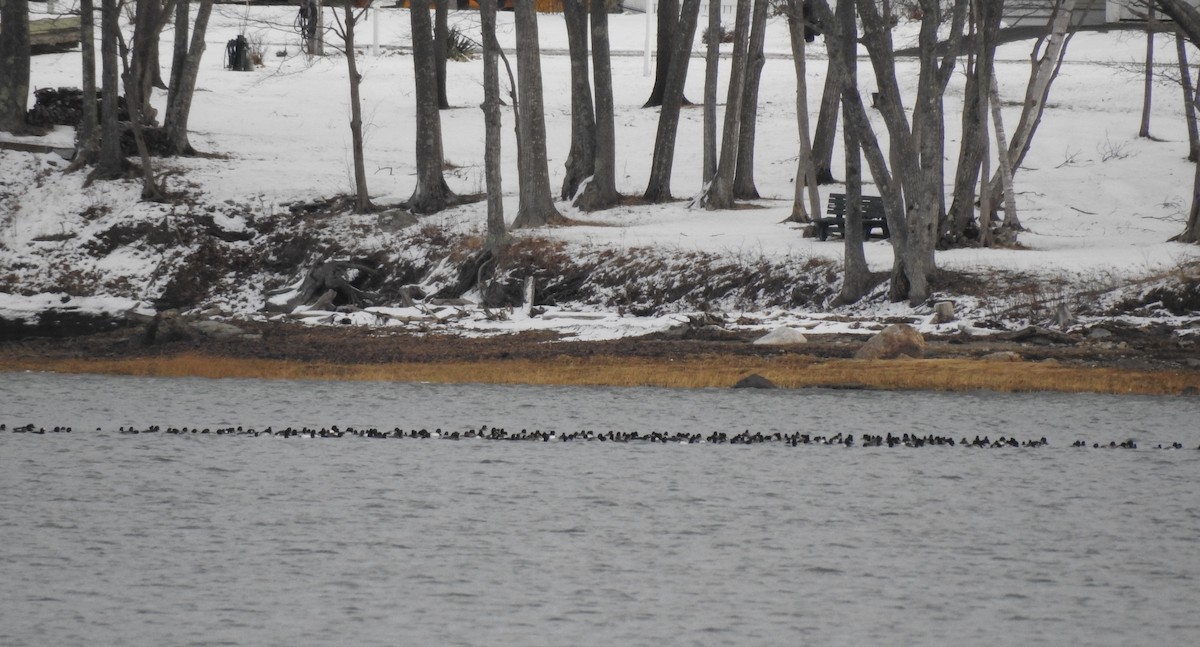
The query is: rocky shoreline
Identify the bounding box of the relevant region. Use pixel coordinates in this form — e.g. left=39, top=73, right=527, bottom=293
left=2, top=311, right=1197, bottom=380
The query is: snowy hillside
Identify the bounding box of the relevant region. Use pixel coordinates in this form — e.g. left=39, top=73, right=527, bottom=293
left=1, top=4, right=1198, bottom=339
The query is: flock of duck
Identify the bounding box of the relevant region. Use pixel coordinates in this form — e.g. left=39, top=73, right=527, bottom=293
left=4, top=423, right=1196, bottom=450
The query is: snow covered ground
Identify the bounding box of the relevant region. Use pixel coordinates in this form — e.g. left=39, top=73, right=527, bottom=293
left=2, top=3, right=1199, bottom=341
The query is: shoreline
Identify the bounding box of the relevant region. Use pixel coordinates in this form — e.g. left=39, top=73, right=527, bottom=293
left=2, top=321, right=1197, bottom=396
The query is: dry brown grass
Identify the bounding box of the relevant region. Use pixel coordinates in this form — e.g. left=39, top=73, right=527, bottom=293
left=2, top=354, right=1197, bottom=396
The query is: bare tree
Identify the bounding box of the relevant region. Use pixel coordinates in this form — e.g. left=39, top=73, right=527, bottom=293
left=480, top=0, right=506, bottom=258
left=986, top=0, right=1078, bottom=210
left=643, top=0, right=702, bottom=203
left=837, top=0, right=868, bottom=303
left=0, top=0, right=31, bottom=134
left=1150, top=0, right=1200, bottom=243
left=702, top=0, right=720, bottom=182
left=645, top=0, right=693, bottom=107
left=122, top=2, right=166, bottom=200
left=68, top=0, right=101, bottom=169
left=576, top=0, right=621, bottom=212
left=127, top=0, right=174, bottom=124
left=1141, top=4, right=1157, bottom=138
left=163, top=0, right=213, bottom=156
left=409, top=0, right=453, bottom=214
left=810, top=47, right=843, bottom=184
left=326, top=0, right=374, bottom=212
left=90, top=0, right=126, bottom=183
left=1177, top=34, right=1199, bottom=161
left=732, top=0, right=770, bottom=200
left=946, top=0, right=1004, bottom=245
left=511, top=0, right=564, bottom=228
left=700, top=0, right=752, bottom=210
left=783, top=0, right=821, bottom=223
left=810, top=0, right=968, bottom=305
left=560, top=0, right=596, bottom=201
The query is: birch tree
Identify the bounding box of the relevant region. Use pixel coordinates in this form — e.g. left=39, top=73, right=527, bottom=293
left=1150, top=0, right=1200, bottom=243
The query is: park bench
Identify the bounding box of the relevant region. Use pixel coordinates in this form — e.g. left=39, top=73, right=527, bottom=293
left=31, top=16, right=82, bottom=55
left=815, top=193, right=890, bottom=241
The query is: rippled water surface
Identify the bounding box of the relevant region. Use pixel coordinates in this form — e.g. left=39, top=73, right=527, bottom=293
left=2, top=372, right=1199, bottom=646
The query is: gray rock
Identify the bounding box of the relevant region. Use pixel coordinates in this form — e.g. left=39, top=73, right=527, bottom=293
left=1088, top=328, right=1113, bottom=339
left=752, top=327, right=808, bottom=346
left=733, top=374, right=777, bottom=389
left=982, top=351, right=1022, bottom=362
left=376, top=209, right=419, bottom=232
left=854, top=323, right=926, bottom=360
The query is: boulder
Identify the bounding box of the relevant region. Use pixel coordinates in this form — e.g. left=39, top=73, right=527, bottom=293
left=982, top=351, right=1022, bottom=362
left=376, top=208, right=419, bottom=232
left=752, top=327, right=808, bottom=346
left=733, top=374, right=777, bottom=389
left=854, top=323, right=925, bottom=360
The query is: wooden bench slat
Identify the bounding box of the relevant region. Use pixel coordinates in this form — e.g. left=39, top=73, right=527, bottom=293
left=816, top=192, right=890, bottom=242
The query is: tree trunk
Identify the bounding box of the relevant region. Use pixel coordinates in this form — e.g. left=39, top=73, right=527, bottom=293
left=784, top=0, right=820, bottom=223
left=839, top=0, right=869, bottom=304
left=576, top=0, right=620, bottom=212
left=69, top=0, right=101, bottom=169
left=511, top=0, right=564, bottom=228
left=129, top=0, right=168, bottom=124
left=702, top=0, right=752, bottom=210
left=168, top=0, right=189, bottom=118
left=645, top=0, right=680, bottom=108
left=946, top=0, right=1002, bottom=246
left=0, top=0, right=31, bottom=134
left=990, top=74, right=1019, bottom=233
left=1178, top=34, right=1199, bottom=161
left=342, top=1, right=373, bottom=212
left=480, top=0, right=506, bottom=257
left=978, top=35, right=994, bottom=248
left=1173, top=158, right=1200, bottom=243
left=849, top=0, right=968, bottom=305
left=91, top=0, right=126, bottom=182
left=303, top=0, right=325, bottom=57
left=409, top=1, right=452, bottom=214
left=435, top=0, right=450, bottom=109
left=989, top=0, right=1076, bottom=203
left=811, top=47, right=842, bottom=184
left=642, top=0, right=702, bottom=203
left=164, top=0, right=212, bottom=156
left=702, top=0, right=719, bottom=182
left=1141, top=6, right=1156, bottom=138
left=560, top=0, right=596, bottom=201
left=122, top=4, right=164, bottom=201
left=732, top=0, right=769, bottom=200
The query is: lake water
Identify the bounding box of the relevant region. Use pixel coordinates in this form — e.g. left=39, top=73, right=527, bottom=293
left=2, top=372, right=1199, bottom=646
